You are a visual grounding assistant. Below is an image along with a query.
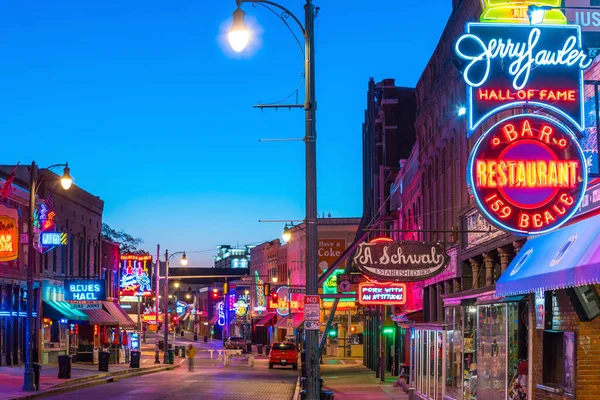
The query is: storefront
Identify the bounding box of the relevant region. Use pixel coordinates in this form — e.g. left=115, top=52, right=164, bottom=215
left=440, top=292, right=528, bottom=400
left=0, top=281, right=38, bottom=366
left=412, top=324, right=445, bottom=400
left=496, top=212, right=600, bottom=400
left=254, top=312, right=277, bottom=345
left=40, top=280, right=88, bottom=364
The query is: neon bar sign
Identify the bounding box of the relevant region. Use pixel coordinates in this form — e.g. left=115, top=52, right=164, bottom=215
left=468, top=114, right=587, bottom=235
left=456, top=23, right=591, bottom=133
left=480, top=0, right=566, bottom=25
left=0, top=205, right=19, bottom=262
left=358, top=281, right=407, bottom=306
left=217, top=301, right=225, bottom=326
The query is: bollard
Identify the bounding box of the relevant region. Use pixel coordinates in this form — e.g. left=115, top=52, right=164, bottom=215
left=248, top=355, right=254, bottom=367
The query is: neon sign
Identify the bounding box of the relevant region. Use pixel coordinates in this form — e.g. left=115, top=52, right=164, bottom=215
left=64, top=279, right=106, bottom=301
left=141, top=307, right=163, bottom=325
left=234, top=297, right=248, bottom=317
left=480, top=0, right=566, bottom=25
left=456, top=23, right=592, bottom=133
left=468, top=114, right=587, bottom=235
left=358, top=281, right=407, bottom=306
left=119, top=255, right=152, bottom=296
left=41, top=232, right=67, bottom=246
left=0, top=205, right=18, bottom=262
left=217, top=301, right=225, bottom=326
left=254, top=271, right=266, bottom=313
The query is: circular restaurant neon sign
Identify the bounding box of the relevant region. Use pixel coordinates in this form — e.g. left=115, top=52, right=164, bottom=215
left=468, top=114, right=587, bottom=235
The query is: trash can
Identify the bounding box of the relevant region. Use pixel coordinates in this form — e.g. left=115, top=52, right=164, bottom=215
left=257, top=344, right=263, bottom=355
left=33, top=363, right=41, bottom=391
left=246, top=343, right=252, bottom=353
left=58, top=355, right=72, bottom=379
left=168, top=349, right=175, bottom=364
left=174, top=347, right=180, bottom=357
left=204, top=335, right=208, bottom=343
left=130, top=350, right=140, bottom=368
left=320, top=390, right=335, bottom=400
left=265, top=345, right=271, bottom=355
left=180, top=346, right=186, bottom=358
left=98, top=351, right=110, bottom=372
left=181, top=331, right=184, bottom=337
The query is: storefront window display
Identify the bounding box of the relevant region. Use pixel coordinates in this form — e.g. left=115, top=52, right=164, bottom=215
left=463, top=306, right=477, bottom=400
left=413, top=327, right=444, bottom=400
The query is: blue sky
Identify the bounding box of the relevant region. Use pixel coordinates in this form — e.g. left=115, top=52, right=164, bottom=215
left=3, top=1, right=452, bottom=266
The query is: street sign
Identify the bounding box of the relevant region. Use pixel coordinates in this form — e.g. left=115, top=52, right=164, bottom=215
left=304, top=321, right=321, bottom=330
left=71, top=302, right=101, bottom=310
left=304, top=295, right=320, bottom=322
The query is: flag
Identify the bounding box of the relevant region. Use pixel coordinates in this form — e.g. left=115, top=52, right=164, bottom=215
left=0, top=163, right=19, bottom=200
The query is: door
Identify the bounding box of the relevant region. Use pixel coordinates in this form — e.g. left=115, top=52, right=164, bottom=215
left=489, top=304, right=507, bottom=400
left=477, top=305, right=491, bottom=399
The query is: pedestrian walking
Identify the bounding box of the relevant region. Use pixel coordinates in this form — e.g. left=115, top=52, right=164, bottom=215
left=188, top=344, right=197, bottom=372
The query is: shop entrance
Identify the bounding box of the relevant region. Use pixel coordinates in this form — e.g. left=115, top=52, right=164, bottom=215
left=413, top=328, right=444, bottom=400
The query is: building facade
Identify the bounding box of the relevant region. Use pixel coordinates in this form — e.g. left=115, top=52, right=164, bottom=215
left=213, top=245, right=251, bottom=269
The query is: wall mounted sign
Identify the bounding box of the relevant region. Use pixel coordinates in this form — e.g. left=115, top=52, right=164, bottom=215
left=40, top=232, right=67, bottom=246
left=468, top=114, right=587, bottom=235
left=176, top=301, right=187, bottom=317
left=271, top=286, right=300, bottom=316
left=234, top=297, right=248, bottom=317
left=217, top=301, right=225, bottom=326
left=358, top=281, right=407, bottom=306
left=71, top=303, right=101, bottom=310
left=353, top=239, right=449, bottom=282
left=318, top=238, right=345, bottom=273
left=456, top=23, right=592, bottom=134
left=64, top=279, right=106, bottom=302
left=0, top=205, right=19, bottom=262
left=119, top=254, right=152, bottom=296
left=254, top=271, right=266, bottom=313
left=141, top=307, right=163, bottom=325
left=480, top=0, right=566, bottom=24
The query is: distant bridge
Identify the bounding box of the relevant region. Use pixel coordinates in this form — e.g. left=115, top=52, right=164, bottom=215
left=163, top=267, right=251, bottom=285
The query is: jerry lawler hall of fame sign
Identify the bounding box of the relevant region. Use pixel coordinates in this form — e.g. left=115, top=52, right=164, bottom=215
left=353, top=240, right=450, bottom=282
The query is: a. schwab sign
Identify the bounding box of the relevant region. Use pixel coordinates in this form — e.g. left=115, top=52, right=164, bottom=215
left=64, top=279, right=106, bottom=302
left=455, top=23, right=592, bottom=134
left=353, top=240, right=449, bottom=282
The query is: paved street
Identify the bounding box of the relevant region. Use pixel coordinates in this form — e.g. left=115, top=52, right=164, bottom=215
left=44, top=350, right=298, bottom=400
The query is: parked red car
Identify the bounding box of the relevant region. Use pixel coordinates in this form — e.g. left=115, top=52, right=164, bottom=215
left=269, top=342, right=298, bottom=369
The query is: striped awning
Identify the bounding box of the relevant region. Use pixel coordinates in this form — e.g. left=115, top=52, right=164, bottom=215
left=103, top=301, right=136, bottom=329
left=255, top=312, right=277, bottom=327
left=82, top=308, right=118, bottom=326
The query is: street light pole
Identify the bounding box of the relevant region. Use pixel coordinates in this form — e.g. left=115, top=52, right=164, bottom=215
left=24, top=162, right=72, bottom=391
left=163, top=249, right=170, bottom=364
left=24, top=163, right=38, bottom=392
left=154, top=244, right=160, bottom=363
left=228, top=2, right=319, bottom=397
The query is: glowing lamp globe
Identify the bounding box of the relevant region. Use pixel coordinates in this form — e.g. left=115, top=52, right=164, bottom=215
left=228, top=8, right=249, bottom=53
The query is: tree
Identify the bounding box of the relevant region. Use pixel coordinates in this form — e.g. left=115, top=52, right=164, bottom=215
left=102, top=223, right=149, bottom=255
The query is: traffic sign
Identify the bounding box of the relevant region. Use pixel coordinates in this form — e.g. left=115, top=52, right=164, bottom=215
left=305, top=295, right=320, bottom=304
left=304, top=321, right=321, bottom=330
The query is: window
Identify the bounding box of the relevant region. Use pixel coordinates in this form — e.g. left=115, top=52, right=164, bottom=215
left=540, top=330, right=575, bottom=395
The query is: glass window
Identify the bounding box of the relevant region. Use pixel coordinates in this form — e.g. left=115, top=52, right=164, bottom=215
left=429, top=331, right=435, bottom=398
left=464, top=306, right=477, bottom=400
left=437, top=331, right=443, bottom=400
left=422, top=330, right=428, bottom=396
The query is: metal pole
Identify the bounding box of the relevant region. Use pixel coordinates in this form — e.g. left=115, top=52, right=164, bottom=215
left=163, top=250, right=169, bottom=364
left=347, top=308, right=351, bottom=357
left=303, top=1, right=319, bottom=399
left=154, top=244, right=160, bottom=363
left=137, top=296, right=141, bottom=331
left=380, top=305, right=386, bottom=382
left=23, top=162, right=37, bottom=391
left=194, top=293, right=199, bottom=341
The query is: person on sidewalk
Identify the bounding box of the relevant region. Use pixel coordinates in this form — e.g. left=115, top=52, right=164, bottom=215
left=187, top=344, right=197, bottom=372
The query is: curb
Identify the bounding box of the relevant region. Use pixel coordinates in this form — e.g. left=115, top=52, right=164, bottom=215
left=8, top=364, right=180, bottom=400
left=292, top=376, right=301, bottom=400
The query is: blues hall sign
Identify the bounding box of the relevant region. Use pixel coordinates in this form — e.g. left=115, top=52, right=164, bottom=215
left=456, top=23, right=592, bottom=133
left=64, top=279, right=106, bottom=302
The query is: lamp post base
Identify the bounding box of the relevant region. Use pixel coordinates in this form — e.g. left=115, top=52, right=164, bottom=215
left=163, top=353, right=169, bottom=364
left=23, top=370, right=35, bottom=391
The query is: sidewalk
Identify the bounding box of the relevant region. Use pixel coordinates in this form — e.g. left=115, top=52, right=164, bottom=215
left=0, top=347, right=181, bottom=400
left=320, top=360, right=409, bottom=400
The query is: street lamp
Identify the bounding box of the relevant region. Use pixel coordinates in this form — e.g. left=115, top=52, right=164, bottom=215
left=162, top=250, right=187, bottom=364
left=228, top=7, right=250, bottom=52
left=181, top=252, right=188, bottom=266
left=282, top=224, right=292, bottom=243
left=174, top=282, right=180, bottom=289
left=24, top=162, right=72, bottom=391
left=228, top=1, right=320, bottom=397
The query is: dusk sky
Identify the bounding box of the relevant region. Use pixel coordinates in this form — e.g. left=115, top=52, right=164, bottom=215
left=4, top=1, right=452, bottom=267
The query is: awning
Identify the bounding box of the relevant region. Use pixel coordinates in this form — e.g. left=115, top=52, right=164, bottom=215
left=42, top=300, right=88, bottom=322
left=274, top=316, right=288, bottom=329
left=291, top=313, right=304, bottom=329
left=82, top=308, right=118, bottom=326
left=496, top=214, right=600, bottom=297
left=102, top=301, right=136, bottom=329
left=255, top=312, right=277, bottom=327
left=208, top=316, right=218, bottom=325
